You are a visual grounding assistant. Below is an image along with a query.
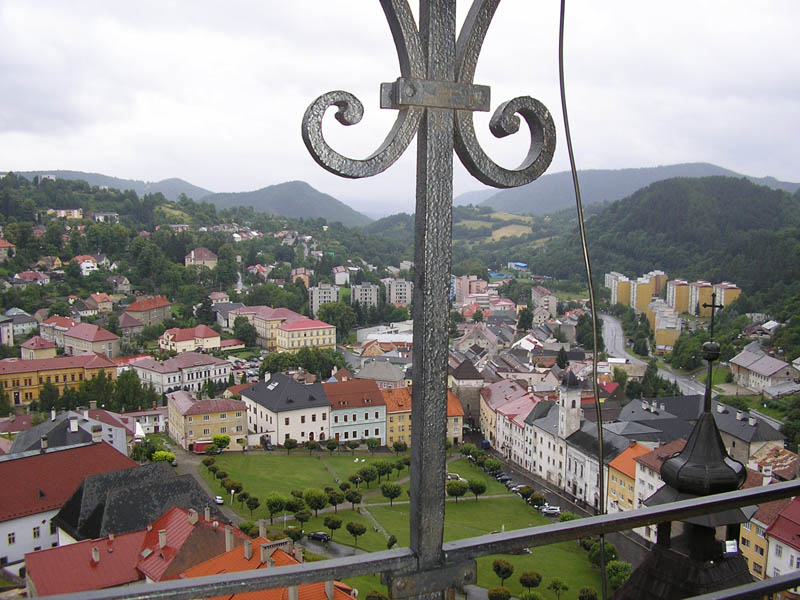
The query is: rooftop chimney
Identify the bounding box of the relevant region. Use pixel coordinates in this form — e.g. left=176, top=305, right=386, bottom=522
left=91, top=425, right=102, bottom=443
left=716, top=404, right=724, bottom=414
left=325, top=581, right=335, bottom=600
left=748, top=416, right=757, bottom=426
left=158, top=529, right=167, bottom=549
left=90, top=400, right=97, bottom=410
left=260, top=544, right=273, bottom=564
left=289, top=586, right=298, bottom=600
left=40, top=436, right=48, bottom=452
left=187, top=509, right=198, bottom=525
left=225, top=525, right=234, bottom=553
left=258, top=520, right=267, bottom=539
left=244, top=539, right=253, bottom=560
left=91, top=547, right=100, bottom=563
left=736, top=411, right=744, bottom=421
left=83, top=408, right=89, bottom=419
left=51, top=409, right=56, bottom=422
left=204, top=506, right=211, bottom=521
left=69, top=417, right=78, bottom=433
left=294, top=544, right=303, bottom=563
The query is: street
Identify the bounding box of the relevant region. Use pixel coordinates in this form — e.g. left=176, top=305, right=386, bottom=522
left=600, top=314, right=710, bottom=397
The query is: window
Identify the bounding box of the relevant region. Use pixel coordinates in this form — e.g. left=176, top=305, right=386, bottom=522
left=50, top=521, right=57, bottom=535
left=220, top=413, right=227, bottom=419
left=753, top=563, right=762, bottom=575
left=742, top=522, right=752, bottom=531
left=203, top=415, right=210, bottom=421
left=344, top=415, right=348, bottom=422
left=236, top=411, right=242, bottom=417
left=774, top=568, right=781, bottom=577
left=375, top=428, right=379, bottom=436
left=301, top=415, right=306, bottom=424
left=740, top=537, right=750, bottom=547
left=33, top=527, right=40, bottom=539
left=312, top=414, right=316, bottom=422
left=322, top=413, right=326, bottom=420
left=334, top=415, right=339, bottom=424
left=7, top=533, right=14, bottom=545
left=776, top=544, right=783, bottom=558
left=203, top=429, right=210, bottom=435
left=755, top=545, right=765, bottom=556
left=375, top=411, right=379, bottom=419
left=353, top=414, right=357, bottom=422
left=285, top=417, right=290, bottom=425
left=220, top=427, right=227, bottom=433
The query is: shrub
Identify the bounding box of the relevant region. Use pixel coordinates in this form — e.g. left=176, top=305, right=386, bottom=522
left=487, top=587, right=511, bottom=600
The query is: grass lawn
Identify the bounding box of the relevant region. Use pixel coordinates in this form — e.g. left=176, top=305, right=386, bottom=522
left=198, top=453, right=604, bottom=598
left=697, top=365, right=731, bottom=387
left=489, top=224, right=533, bottom=241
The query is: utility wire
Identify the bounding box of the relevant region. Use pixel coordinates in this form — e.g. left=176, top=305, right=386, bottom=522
left=558, top=1, right=607, bottom=599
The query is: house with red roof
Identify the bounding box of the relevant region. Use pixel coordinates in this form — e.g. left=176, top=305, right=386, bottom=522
left=276, top=319, right=336, bottom=354
left=167, top=390, right=247, bottom=452
left=123, top=295, right=172, bottom=327
left=0, top=238, right=15, bottom=261
left=228, top=305, right=307, bottom=349
left=181, top=534, right=356, bottom=600
left=0, top=442, right=135, bottom=576
left=118, top=312, right=145, bottom=338
left=185, top=247, right=218, bottom=269
left=20, top=336, right=57, bottom=360
left=765, top=497, right=800, bottom=591
left=11, top=270, right=50, bottom=288
left=131, top=352, right=231, bottom=395
left=159, top=324, right=222, bottom=353
left=323, top=379, right=386, bottom=445
left=85, top=292, right=114, bottom=313
left=25, top=506, right=249, bottom=596
left=63, top=322, right=120, bottom=358
left=38, top=315, right=78, bottom=347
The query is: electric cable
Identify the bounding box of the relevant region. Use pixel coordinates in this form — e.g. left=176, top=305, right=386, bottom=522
left=558, top=1, right=607, bottom=599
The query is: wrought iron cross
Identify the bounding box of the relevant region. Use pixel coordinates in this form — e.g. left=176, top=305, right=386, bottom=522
left=302, top=2, right=555, bottom=596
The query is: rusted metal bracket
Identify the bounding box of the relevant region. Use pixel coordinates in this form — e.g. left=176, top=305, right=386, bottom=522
left=380, top=78, right=490, bottom=111
left=381, top=560, right=477, bottom=599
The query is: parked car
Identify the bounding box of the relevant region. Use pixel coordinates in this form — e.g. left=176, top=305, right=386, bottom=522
left=540, top=504, right=561, bottom=516
left=447, top=473, right=466, bottom=482
left=504, top=480, right=517, bottom=489
left=496, top=474, right=512, bottom=483
left=214, top=496, right=224, bottom=505
left=307, top=532, right=331, bottom=542
left=510, top=484, right=525, bottom=492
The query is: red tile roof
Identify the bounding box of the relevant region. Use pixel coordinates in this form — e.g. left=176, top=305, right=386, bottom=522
left=322, top=379, right=385, bottom=410
left=25, top=529, right=147, bottom=596
left=181, top=536, right=357, bottom=600
left=609, top=443, right=652, bottom=479
left=126, top=295, right=171, bottom=312
left=0, top=442, right=136, bottom=523
left=0, top=414, right=35, bottom=434
left=446, top=391, right=466, bottom=418
left=65, top=322, right=119, bottom=342
left=220, top=338, right=245, bottom=348
left=169, top=393, right=246, bottom=416
left=186, top=247, right=217, bottom=261
left=0, top=238, right=14, bottom=248
left=42, top=315, right=78, bottom=329
left=278, top=319, right=333, bottom=331
left=165, top=325, right=220, bottom=342
left=21, top=335, right=56, bottom=350
left=0, top=352, right=117, bottom=375
left=767, top=496, right=800, bottom=551
left=634, top=439, right=687, bottom=472
left=381, top=387, right=412, bottom=413
left=118, top=312, right=144, bottom=328
left=89, top=292, right=114, bottom=304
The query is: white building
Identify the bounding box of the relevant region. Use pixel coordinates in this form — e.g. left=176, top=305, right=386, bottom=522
left=386, top=279, right=413, bottom=307
left=309, top=284, right=340, bottom=318
left=131, top=352, right=231, bottom=395
left=350, top=283, right=380, bottom=309
left=323, top=379, right=387, bottom=444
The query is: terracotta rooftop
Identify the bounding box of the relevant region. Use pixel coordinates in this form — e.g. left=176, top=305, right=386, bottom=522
left=167, top=391, right=246, bottom=416
left=278, top=318, right=334, bottom=331
left=0, top=352, right=117, bottom=375
left=0, top=238, right=14, bottom=248
left=65, top=322, right=119, bottom=342
left=634, top=439, right=687, bottom=472
left=186, top=247, right=217, bottom=261
left=21, top=335, right=56, bottom=350
left=164, top=325, right=220, bottom=342
left=322, top=379, right=385, bottom=410
left=0, top=442, right=135, bottom=523
left=126, top=295, right=171, bottom=312
left=381, top=387, right=412, bottom=413
left=609, top=443, right=652, bottom=479
left=42, top=315, right=78, bottom=329
left=767, top=497, right=800, bottom=552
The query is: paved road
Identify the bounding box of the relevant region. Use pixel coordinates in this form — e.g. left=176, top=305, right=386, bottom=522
left=600, top=314, right=710, bottom=397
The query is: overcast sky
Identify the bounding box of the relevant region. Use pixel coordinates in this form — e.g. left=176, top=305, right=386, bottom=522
left=1, top=1, right=798, bottom=216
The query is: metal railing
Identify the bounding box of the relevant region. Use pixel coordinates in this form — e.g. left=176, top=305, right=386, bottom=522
left=43, top=3, right=800, bottom=599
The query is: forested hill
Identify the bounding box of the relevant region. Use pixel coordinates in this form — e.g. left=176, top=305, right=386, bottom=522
left=203, top=181, right=372, bottom=228
left=475, top=163, right=800, bottom=216
left=527, top=176, right=800, bottom=301
left=12, top=170, right=213, bottom=202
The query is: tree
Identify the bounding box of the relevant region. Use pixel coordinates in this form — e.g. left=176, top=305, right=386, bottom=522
left=516, top=307, right=533, bottom=332
left=294, top=510, right=312, bottom=531
left=374, top=459, right=393, bottom=482
left=216, top=471, right=228, bottom=486
left=246, top=496, right=260, bottom=517
left=38, top=381, right=60, bottom=412
left=467, top=479, right=487, bottom=501
left=348, top=473, right=362, bottom=489
left=285, top=497, right=306, bottom=513
left=612, top=367, right=628, bottom=397
left=387, top=534, right=397, bottom=549
left=392, top=440, right=408, bottom=454
left=487, top=588, right=510, bottom=600
left=473, top=309, right=484, bottom=322
left=323, top=515, right=342, bottom=540
left=306, top=440, right=321, bottom=454
left=233, top=316, right=258, bottom=347
left=196, top=297, right=215, bottom=325
left=317, top=302, right=357, bottom=341
left=446, top=480, right=469, bottom=502
left=264, top=492, right=287, bottom=524
left=380, top=482, right=402, bottom=506
left=213, top=434, right=231, bottom=451
left=0, top=386, right=12, bottom=417
left=346, top=490, right=362, bottom=509
left=556, top=347, right=569, bottom=369
left=606, top=561, right=632, bottom=590
left=517, top=486, right=534, bottom=500
left=285, top=527, right=304, bottom=544
left=393, top=459, right=405, bottom=478
left=152, top=450, right=175, bottom=462
left=547, top=578, right=568, bottom=600
left=346, top=521, right=366, bottom=546
left=460, top=443, right=477, bottom=458
left=347, top=440, right=361, bottom=454
left=519, top=571, right=542, bottom=591
left=578, top=588, right=598, bottom=600
left=366, top=437, right=380, bottom=455
left=357, top=465, right=378, bottom=488
left=588, top=540, right=618, bottom=567
left=326, top=439, right=339, bottom=455
left=237, top=491, right=250, bottom=506
left=303, top=488, right=329, bottom=516
left=327, top=490, right=345, bottom=513
left=558, top=511, right=580, bottom=522
left=484, top=458, right=501, bottom=472
left=492, top=559, right=514, bottom=585
left=284, top=438, right=298, bottom=455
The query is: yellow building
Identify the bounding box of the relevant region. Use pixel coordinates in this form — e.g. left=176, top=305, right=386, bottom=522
left=167, top=390, right=248, bottom=451
left=159, top=325, right=222, bottom=353
left=381, top=387, right=465, bottom=447
left=275, top=319, right=336, bottom=354
left=607, top=443, right=651, bottom=514
left=0, top=353, right=117, bottom=406
left=20, top=336, right=57, bottom=360
left=646, top=270, right=668, bottom=295
left=740, top=498, right=790, bottom=580
left=631, top=275, right=655, bottom=314
left=230, top=306, right=315, bottom=351
left=689, top=281, right=714, bottom=317
left=666, top=279, right=690, bottom=314
left=714, top=282, right=742, bottom=307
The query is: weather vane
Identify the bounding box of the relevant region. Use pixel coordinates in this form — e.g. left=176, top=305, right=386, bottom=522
left=301, top=1, right=555, bottom=592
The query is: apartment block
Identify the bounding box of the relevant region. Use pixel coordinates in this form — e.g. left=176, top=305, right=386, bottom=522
left=689, top=281, right=714, bottom=317
left=386, top=279, right=413, bottom=307
left=605, top=272, right=631, bottom=306
left=309, top=284, right=339, bottom=318
left=531, top=286, right=557, bottom=318
left=454, top=275, right=487, bottom=306
left=714, top=281, right=742, bottom=307
left=350, top=283, right=379, bottom=309
left=666, top=279, right=690, bottom=314
left=630, top=275, right=656, bottom=313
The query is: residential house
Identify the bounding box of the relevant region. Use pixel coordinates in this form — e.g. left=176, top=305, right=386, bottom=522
left=275, top=319, right=336, bottom=354
left=181, top=533, right=357, bottom=600
left=531, top=286, right=557, bottom=318
left=355, top=359, right=406, bottom=390
left=607, top=442, right=652, bottom=516
left=446, top=390, right=466, bottom=445
left=332, top=265, right=350, bottom=286
left=350, top=283, right=380, bottom=309
left=740, top=497, right=792, bottom=581
left=749, top=445, right=799, bottom=482
left=291, top=267, right=313, bottom=287
left=730, top=349, right=799, bottom=393
left=309, top=283, right=340, bottom=318
left=11, top=271, right=50, bottom=288
left=63, top=322, right=120, bottom=358
left=323, top=379, right=386, bottom=445
left=0, top=443, right=135, bottom=576
left=448, top=358, right=484, bottom=427
left=0, top=352, right=117, bottom=406
left=92, top=211, right=119, bottom=223
left=124, top=406, right=169, bottom=435
left=496, top=393, right=539, bottom=467
left=209, top=291, right=230, bottom=304
left=0, top=315, right=13, bottom=346
left=214, top=302, right=245, bottom=331
left=123, top=295, right=172, bottom=327
left=167, top=391, right=247, bottom=452
left=454, top=275, right=487, bottom=306
left=0, top=238, right=15, bottom=261
left=159, top=325, right=221, bottom=353
left=7, top=311, right=38, bottom=339
left=47, top=208, right=83, bottom=219
left=10, top=410, right=128, bottom=456
left=185, top=247, right=218, bottom=269
left=20, top=336, right=57, bottom=360
left=36, top=255, right=62, bottom=270
left=385, top=278, right=413, bottom=307
left=239, top=373, right=331, bottom=444
left=383, top=387, right=412, bottom=447
left=71, top=255, right=98, bottom=276
left=632, top=439, right=687, bottom=543
left=765, top=497, right=800, bottom=590
left=478, top=379, right=529, bottom=446
left=453, top=323, right=502, bottom=358
left=69, top=299, right=96, bottom=320
left=85, top=292, right=114, bottom=313
left=39, top=316, right=78, bottom=347
left=118, top=312, right=145, bottom=338
left=105, top=275, right=131, bottom=294
left=132, top=352, right=231, bottom=395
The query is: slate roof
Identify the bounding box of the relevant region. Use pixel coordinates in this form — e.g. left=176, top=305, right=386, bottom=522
left=0, top=443, right=135, bottom=524
left=451, top=358, right=483, bottom=381
left=10, top=416, right=93, bottom=453
left=213, top=302, right=245, bottom=319
left=566, top=421, right=631, bottom=465
left=355, top=359, right=406, bottom=383
left=241, top=373, right=329, bottom=413
left=731, top=349, right=793, bottom=377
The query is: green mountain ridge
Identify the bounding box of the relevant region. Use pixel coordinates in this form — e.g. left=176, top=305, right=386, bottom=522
left=476, top=163, right=800, bottom=216
left=202, top=181, right=372, bottom=228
